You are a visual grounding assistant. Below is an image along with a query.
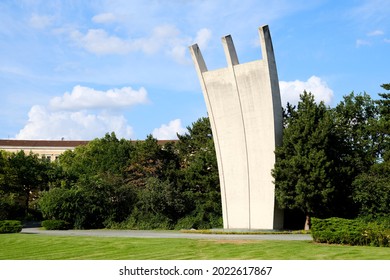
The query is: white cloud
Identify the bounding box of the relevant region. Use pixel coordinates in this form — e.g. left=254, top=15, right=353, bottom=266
left=152, top=119, right=187, bottom=140
left=168, top=45, right=188, bottom=64
left=70, top=26, right=181, bottom=55
left=70, top=29, right=133, bottom=55
left=194, top=28, right=212, bottom=50
left=70, top=24, right=211, bottom=64
left=92, top=13, right=117, bottom=23
left=15, top=85, right=150, bottom=140
left=279, top=76, right=334, bottom=106
left=138, top=24, right=181, bottom=54
left=29, top=14, right=54, bottom=29
left=356, top=39, right=371, bottom=47
left=167, top=27, right=211, bottom=64
left=50, top=85, right=148, bottom=110
left=367, top=30, right=384, bottom=36
left=15, top=106, right=133, bottom=140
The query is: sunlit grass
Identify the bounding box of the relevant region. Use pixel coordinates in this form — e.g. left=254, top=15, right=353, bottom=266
left=0, top=233, right=389, bottom=260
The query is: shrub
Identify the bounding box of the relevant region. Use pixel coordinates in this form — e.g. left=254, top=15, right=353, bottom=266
left=109, top=206, right=174, bottom=230
left=311, top=217, right=390, bottom=247
left=361, top=219, right=390, bottom=247
left=0, top=220, right=23, bottom=233
left=175, top=215, right=199, bottom=230
left=41, top=220, right=71, bottom=230
left=174, top=212, right=222, bottom=230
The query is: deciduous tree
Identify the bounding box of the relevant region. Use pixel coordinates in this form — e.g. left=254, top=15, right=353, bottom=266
left=352, top=84, right=390, bottom=218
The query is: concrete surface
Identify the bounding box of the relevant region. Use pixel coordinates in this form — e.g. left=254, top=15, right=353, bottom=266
left=189, top=25, right=283, bottom=230
left=21, top=228, right=312, bottom=241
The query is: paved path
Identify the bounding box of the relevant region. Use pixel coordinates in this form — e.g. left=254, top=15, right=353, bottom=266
left=22, top=228, right=312, bottom=241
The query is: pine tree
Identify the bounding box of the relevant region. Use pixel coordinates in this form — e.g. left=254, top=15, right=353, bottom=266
left=272, top=92, right=336, bottom=229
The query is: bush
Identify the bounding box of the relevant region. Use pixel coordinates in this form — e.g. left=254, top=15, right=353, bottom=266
left=119, top=209, right=174, bottom=230
left=174, top=212, right=222, bottom=230
left=175, top=215, right=199, bottom=230
left=0, top=220, right=23, bottom=233
left=311, top=217, right=390, bottom=247
left=42, top=220, right=71, bottom=230
left=0, top=195, right=25, bottom=220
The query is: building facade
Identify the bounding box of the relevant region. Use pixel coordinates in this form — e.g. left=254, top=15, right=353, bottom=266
left=0, top=139, right=175, bottom=162
left=0, top=139, right=89, bottom=161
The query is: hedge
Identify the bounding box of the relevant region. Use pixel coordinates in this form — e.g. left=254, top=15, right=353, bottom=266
left=0, top=220, right=23, bottom=233
left=311, top=217, right=390, bottom=247
left=42, top=220, right=71, bottom=230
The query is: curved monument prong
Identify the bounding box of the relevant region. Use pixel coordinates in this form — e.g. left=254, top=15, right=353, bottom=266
left=222, top=35, right=239, bottom=67
left=259, top=25, right=274, bottom=64
left=259, top=25, right=283, bottom=146
left=189, top=44, right=208, bottom=74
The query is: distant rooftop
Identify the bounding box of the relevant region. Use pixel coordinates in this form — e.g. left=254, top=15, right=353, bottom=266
left=0, top=139, right=89, bottom=148
left=0, top=139, right=176, bottom=148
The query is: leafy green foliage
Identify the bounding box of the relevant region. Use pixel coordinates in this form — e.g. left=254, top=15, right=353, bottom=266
left=176, top=117, right=222, bottom=229
left=375, top=84, right=390, bottom=160
left=35, top=122, right=221, bottom=230
left=125, top=135, right=179, bottom=188
left=38, top=174, right=136, bottom=229
left=333, top=92, right=379, bottom=170
left=121, top=178, right=185, bottom=229
left=273, top=87, right=390, bottom=228
left=60, top=132, right=134, bottom=181
left=41, top=220, right=71, bottom=230
left=0, top=150, right=50, bottom=219
left=273, top=92, right=338, bottom=221
left=351, top=85, right=390, bottom=218
left=328, top=92, right=380, bottom=217
left=311, top=217, right=390, bottom=247
left=0, top=220, right=22, bottom=233
left=35, top=133, right=138, bottom=229
left=353, top=160, right=390, bottom=217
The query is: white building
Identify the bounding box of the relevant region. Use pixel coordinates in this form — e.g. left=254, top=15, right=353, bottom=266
left=0, top=139, right=89, bottom=161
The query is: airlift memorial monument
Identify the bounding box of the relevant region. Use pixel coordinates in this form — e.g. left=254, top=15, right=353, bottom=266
left=189, top=25, right=283, bottom=230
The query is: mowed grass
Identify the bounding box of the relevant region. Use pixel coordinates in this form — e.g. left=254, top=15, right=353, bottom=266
left=0, top=233, right=389, bottom=260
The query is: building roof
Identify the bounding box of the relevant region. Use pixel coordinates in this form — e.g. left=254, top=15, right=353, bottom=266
left=0, top=139, right=89, bottom=148
left=0, top=139, right=177, bottom=148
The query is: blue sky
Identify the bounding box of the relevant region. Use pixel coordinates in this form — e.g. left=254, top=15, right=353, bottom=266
left=1, top=0, right=389, bottom=140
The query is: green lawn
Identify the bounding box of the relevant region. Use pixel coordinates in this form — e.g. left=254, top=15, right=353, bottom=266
left=1, top=233, right=389, bottom=260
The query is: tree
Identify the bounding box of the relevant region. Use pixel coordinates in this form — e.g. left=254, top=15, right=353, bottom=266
left=333, top=92, right=378, bottom=172
left=59, top=132, right=134, bottom=181
left=0, top=150, right=24, bottom=219
left=39, top=132, right=138, bottom=228
left=352, top=160, right=390, bottom=218
left=39, top=166, right=136, bottom=229
left=352, top=84, right=390, bottom=218
left=126, top=177, right=186, bottom=229
left=125, top=135, right=179, bottom=188
left=123, top=135, right=187, bottom=229
left=375, top=83, right=390, bottom=160
left=274, top=85, right=390, bottom=229
left=176, top=117, right=222, bottom=229
left=272, top=92, right=337, bottom=230
left=177, top=117, right=219, bottom=193
left=330, top=92, right=379, bottom=217
left=6, top=151, right=50, bottom=217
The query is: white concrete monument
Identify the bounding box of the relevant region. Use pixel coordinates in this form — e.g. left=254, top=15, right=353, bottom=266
left=189, top=25, right=283, bottom=230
